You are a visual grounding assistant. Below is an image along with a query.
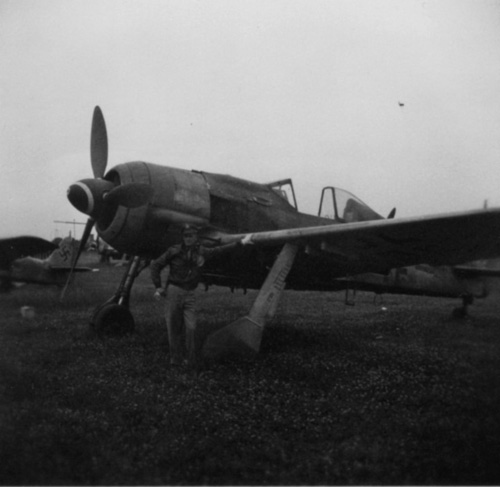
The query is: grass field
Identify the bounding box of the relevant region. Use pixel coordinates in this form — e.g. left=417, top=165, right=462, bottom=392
left=1, top=258, right=500, bottom=485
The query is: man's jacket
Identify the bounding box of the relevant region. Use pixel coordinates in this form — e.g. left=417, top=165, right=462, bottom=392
left=150, top=241, right=239, bottom=291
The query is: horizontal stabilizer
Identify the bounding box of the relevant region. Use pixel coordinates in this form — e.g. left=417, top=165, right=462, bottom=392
left=49, top=266, right=99, bottom=273
left=453, top=265, right=500, bottom=278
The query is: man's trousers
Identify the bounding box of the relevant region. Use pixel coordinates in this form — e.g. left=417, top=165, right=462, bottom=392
left=164, top=284, right=197, bottom=368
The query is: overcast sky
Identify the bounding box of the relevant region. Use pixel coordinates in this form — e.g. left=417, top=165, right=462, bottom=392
left=1, top=0, right=500, bottom=240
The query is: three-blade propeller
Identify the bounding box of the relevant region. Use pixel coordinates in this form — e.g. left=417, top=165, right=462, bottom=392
left=61, top=107, right=154, bottom=300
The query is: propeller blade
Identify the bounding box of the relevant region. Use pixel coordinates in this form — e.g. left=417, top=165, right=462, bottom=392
left=60, top=217, right=95, bottom=301
left=104, top=183, right=154, bottom=208
left=90, top=106, right=108, bottom=178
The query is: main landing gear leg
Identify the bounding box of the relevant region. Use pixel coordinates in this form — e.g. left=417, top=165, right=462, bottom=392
left=202, top=243, right=299, bottom=358
left=90, top=255, right=145, bottom=336
left=452, top=294, right=474, bottom=319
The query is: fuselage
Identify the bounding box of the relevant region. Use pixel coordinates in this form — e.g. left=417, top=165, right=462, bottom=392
left=341, top=265, right=490, bottom=300
left=67, top=161, right=356, bottom=290
left=67, top=161, right=499, bottom=297
left=68, top=161, right=333, bottom=256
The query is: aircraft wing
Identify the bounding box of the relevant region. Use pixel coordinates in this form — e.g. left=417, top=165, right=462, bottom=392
left=0, top=236, right=57, bottom=269
left=221, top=208, right=500, bottom=276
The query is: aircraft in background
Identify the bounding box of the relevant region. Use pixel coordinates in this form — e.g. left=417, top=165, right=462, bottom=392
left=64, top=106, right=500, bottom=357
left=1, top=236, right=56, bottom=291
left=338, top=260, right=500, bottom=317
left=0, top=236, right=97, bottom=291
left=89, top=236, right=126, bottom=263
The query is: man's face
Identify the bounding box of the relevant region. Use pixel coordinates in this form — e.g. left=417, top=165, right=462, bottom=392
left=182, top=232, right=198, bottom=247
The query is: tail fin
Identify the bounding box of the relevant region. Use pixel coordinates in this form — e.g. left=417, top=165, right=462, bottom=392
left=46, top=237, right=77, bottom=269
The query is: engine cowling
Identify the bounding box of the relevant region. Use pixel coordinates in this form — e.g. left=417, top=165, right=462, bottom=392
left=95, top=162, right=210, bottom=257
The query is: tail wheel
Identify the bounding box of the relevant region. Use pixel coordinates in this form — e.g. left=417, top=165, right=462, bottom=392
left=91, top=303, right=135, bottom=336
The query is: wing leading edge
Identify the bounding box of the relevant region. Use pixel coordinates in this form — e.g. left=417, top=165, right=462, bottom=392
left=220, top=208, right=500, bottom=276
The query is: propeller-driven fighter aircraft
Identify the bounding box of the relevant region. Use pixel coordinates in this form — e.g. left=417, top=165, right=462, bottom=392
left=66, top=107, right=500, bottom=357
left=0, top=236, right=96, bottom=291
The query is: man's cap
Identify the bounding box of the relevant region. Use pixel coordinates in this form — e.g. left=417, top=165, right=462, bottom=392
left=182, top=224, right=199, bottom=235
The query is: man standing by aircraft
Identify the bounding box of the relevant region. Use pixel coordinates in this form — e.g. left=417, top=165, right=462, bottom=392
left=151, top=225, right=252, bottom=374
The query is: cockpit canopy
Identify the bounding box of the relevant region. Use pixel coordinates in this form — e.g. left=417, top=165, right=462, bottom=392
left=266, top=179, right=384, bottom=223
left=318, top=186, right=384, bottom=223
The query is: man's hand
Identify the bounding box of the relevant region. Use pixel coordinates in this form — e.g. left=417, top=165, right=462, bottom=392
left=241, top=234, right=254, bottom=246
left=154, top=288, right=166, bottom=300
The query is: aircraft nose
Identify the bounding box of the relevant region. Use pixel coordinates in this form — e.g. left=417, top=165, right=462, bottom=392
left=67, top=182, right=94, bottom=215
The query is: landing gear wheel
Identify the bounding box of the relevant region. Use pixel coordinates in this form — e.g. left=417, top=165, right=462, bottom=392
left=91, top=303, right=135, bottom=336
